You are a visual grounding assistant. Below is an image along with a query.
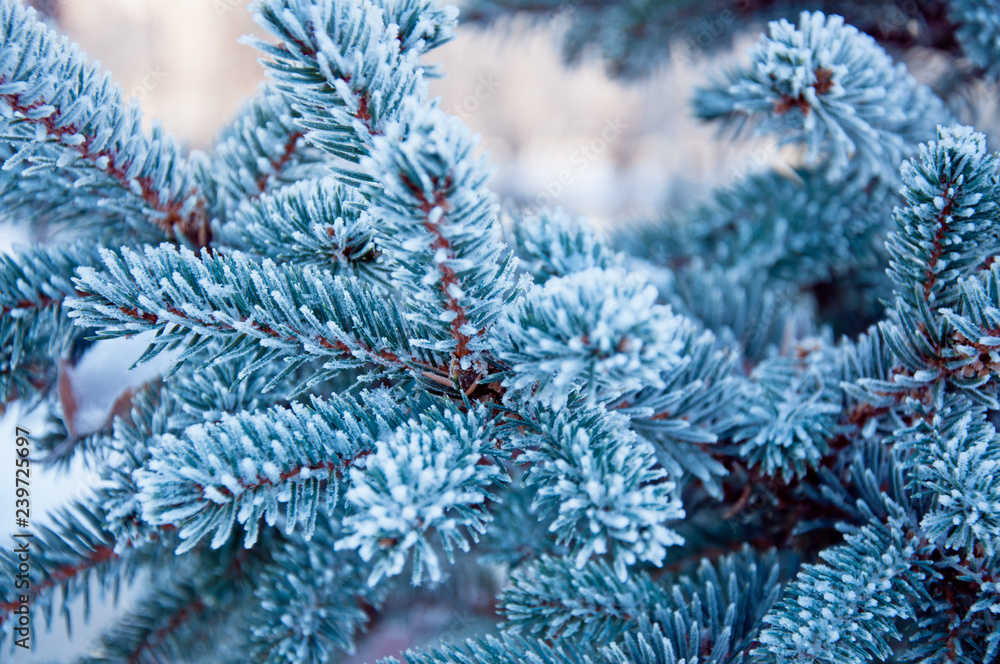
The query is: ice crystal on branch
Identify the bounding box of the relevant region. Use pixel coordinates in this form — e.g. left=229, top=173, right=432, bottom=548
left=896, top=396, right=1000, bottom=558
left=495, top=267, right=687, bottom=409
left=337, top=406, right=503, bottom=586
left=136, top=393, right=404, bottom=553
left=887, top=125, right=1000, bottom=314
left=754, top=513, right=924, bottom=664
left=1, top=242, right=101, bottom=403
left=734, top=355, right=842, bottom=482
left=192, top=85, right=328, bottom=227
left=68, top=243, right=420, bottom=386
left=250, top=525, right=372, bottom=663
left=247, top=0, right=431, bottom=175
left=508, top=208, right=621, bottom=282
left=363, top=101, right=512, bottom=363
left=695, top=11, right=948, bottom=183
left=519, top=406, right=685, bottom=581
left=223, top=177, right=385, bottom=279
left=0, top=0, right=206, bottom=244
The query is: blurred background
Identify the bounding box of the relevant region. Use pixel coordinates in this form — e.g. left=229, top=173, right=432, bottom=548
left=26, top=0, right=766, bottom=227
left=4, top=0, right=998, bottom=660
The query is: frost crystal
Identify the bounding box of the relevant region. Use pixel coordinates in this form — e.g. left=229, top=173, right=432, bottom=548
left=521, top=406, right=685, bottom=580
left=496, top=267, right=687, bottom=409
left=509, top=208, right=620, bottom=281
left=337, top=409, right=501, bottom=585
left=696, top=10, right=947, bottom=182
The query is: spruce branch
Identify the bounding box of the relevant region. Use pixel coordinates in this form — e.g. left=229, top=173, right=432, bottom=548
left=386, top=634, right=595, bottom=664
left=221, top=177, right=386, bottom=280
left=694, top=10, right=948, bottom=184
left=614, top=326, right=737, bottom=497
left=894, top=394, right=1000, bottom=558
left=507, top=208, right=621, bottom=283
left=0, top=242, right=99, bottom=404
left=857, top=126, right=1000, bottom=410
left=731, top=355, right=842, bottom=483
left=753, top=508, right=925, bottom=664
left=517, top=405, right=685, bottom=581
left=502, top=546, right=781, bottom=651
left=494, top=267, right=687, bottom=410
left=80, top=535, right=280, bottom=664
left=193, top=85, right=328, bottom=227
left=97, top=357, right=302, bottom=551
left=245, top=0, right=453, bottom=180
left=363, top=101, right=514, bottom=367
left=67, top=244, right=434, bottom=386
left=135, top=391, right=410, bottom=553
left=0, top=0, right=208, bottom=245
left=0, top=499, right=158, bottom=644
left=949, top=0, right=1000, bottom=80
left=887, top=125, right=1000, bottom=317
left=336, top=404, right=505, bottom=586
left=250, top=1, right=513, bottom=385
left=249, top=524, right=374, bottom=664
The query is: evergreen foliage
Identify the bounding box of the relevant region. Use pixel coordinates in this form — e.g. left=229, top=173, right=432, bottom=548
left=516, top=405, right=685, bottom=579
left=949, top=0, right=1000, bottom=80
left=494, top=267, right=686, bottom=409
left=694, top=11, right=949, bottom=184
left=0, top=0, right=204, bottom=245
left=3, top=0, right=1000, bottom=661
left=0, top=243, right=100, bottom=404
left=754, top=509, right=925, bottom=664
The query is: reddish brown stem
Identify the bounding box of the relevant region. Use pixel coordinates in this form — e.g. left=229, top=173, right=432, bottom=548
left=205, top=449, right=372, bottom=500
left=0, top=545, right=117, bottom=616
left=922, top=186, right=956, bottom=301
left=110, top=303, right=406, bottom=370
left=399, top=173, right=475, bottom=363
left=0, top=78, right=211, bottom=247
left=251, top=131, right=305, bottom=201
left=126, top=598, right=207, bottom=664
